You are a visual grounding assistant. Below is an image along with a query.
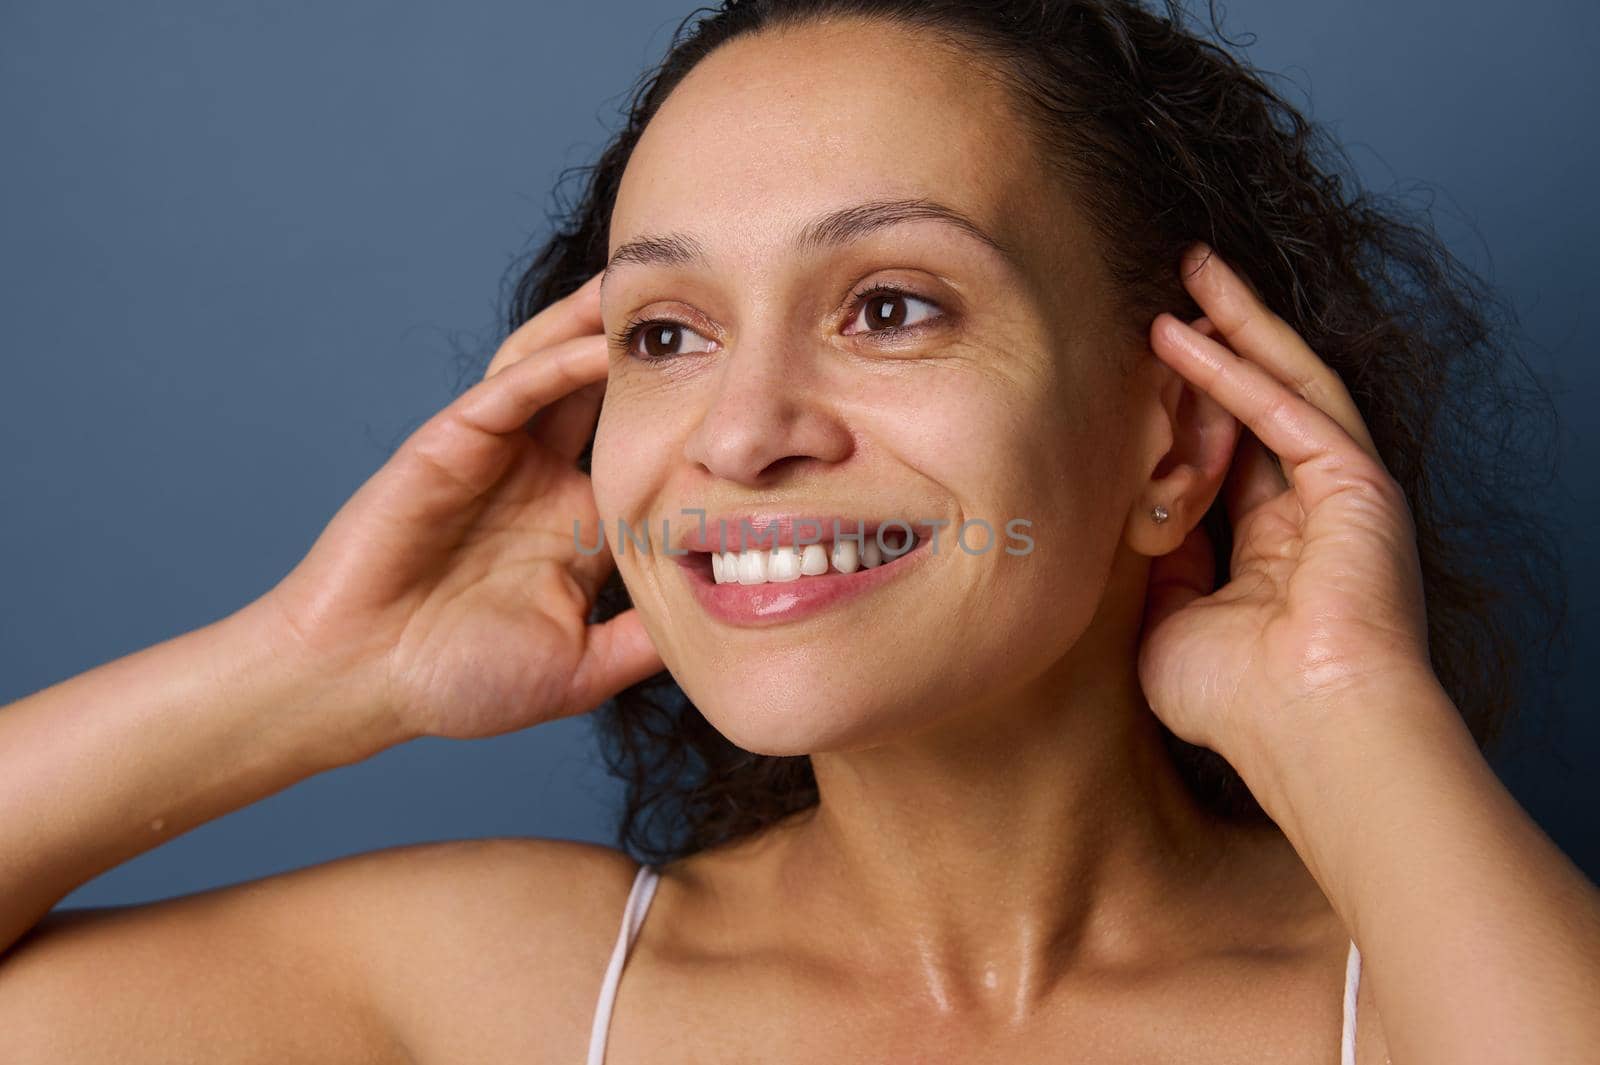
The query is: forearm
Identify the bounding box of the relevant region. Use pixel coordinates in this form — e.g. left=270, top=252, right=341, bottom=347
left=0, top=601, right=411, bottom=957
left=1249, top=672, right=1600, bottom=1065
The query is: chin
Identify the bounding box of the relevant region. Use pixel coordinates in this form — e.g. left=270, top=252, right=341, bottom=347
left=669, top=654, right=961, bottom=756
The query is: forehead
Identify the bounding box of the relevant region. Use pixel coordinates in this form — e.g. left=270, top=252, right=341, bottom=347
left=608, top=18, right=1053, bottom=263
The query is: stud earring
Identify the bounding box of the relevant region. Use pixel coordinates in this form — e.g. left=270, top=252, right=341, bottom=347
left=1150, top=504, right=1169, bottom=524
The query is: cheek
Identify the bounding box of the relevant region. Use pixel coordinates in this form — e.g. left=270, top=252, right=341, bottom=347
left=986, top=396, right=1125, bottom=598
left=590, top=389, right=687, bottom=656
left=868, top=367, right=1122, bottom=626
left=854, top=361, right=1097, bottom=529
left=590, top=386, right=672, bottom=521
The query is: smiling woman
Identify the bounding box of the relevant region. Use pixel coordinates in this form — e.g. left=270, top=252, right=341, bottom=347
left=0, top=1, right=1595, bottom=1064
left=506, top=0, right=1595, bottom=1060
left=523, top=0, right=1560, bottom=865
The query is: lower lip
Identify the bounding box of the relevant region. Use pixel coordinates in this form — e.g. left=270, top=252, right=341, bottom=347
left=677, top=539, right=933, bottom=626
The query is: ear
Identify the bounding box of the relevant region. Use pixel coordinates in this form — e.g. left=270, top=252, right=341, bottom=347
left=1124, top=318, right=1241, bottom=556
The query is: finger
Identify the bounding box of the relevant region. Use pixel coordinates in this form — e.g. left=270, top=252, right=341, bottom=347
left=1188, top=314, right=1291, bottom=520
left=484, top=268, right=606, bottom=380
left=403, top=334, right=607, bottom=501
left=526, top=377, right=605, bottom=462
left=1177, top=243, right=1381, bottom=465
left=1150, top=313, right=1387, bottom=513
left=561, top=608, right=666, bottom=716
left=459, top=333, right=608, bottom=438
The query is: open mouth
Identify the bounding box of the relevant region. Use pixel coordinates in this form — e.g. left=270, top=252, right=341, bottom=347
left=686, top=525, right=929, bottom=586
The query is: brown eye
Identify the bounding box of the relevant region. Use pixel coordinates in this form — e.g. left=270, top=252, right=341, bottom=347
left=614, top=319, right=715, bottom=360
left=866, top=295, right=907, bottom=329
left=846, top=286, right=943, bottom=336
left=642, top=323, right=682, bottom=359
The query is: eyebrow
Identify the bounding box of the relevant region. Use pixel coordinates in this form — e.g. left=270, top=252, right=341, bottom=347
left=601, top=196, right=1021, bottom=295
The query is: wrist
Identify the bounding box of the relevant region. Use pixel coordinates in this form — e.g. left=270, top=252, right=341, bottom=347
left=210, top=598, right=418, bottom=768
left=1231, top=666, right=1483, bottom=916
left=1233, top=664, right=1469, bottom=832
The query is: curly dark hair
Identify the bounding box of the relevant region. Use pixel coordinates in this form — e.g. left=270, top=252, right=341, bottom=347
left=480, top=0, right=1570, bottom=865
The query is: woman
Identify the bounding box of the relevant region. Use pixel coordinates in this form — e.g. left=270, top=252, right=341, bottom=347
left=0, top=0, right=1594, bottom=1062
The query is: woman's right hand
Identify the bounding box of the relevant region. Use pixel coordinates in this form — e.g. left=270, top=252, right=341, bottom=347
left=247, top=269, right=664, bottom=741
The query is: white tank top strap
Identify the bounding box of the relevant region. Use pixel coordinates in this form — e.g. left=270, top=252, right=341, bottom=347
left=1341, top=938, right=1362, bottom=1065
left=585, top=862, right=660, bottom=1065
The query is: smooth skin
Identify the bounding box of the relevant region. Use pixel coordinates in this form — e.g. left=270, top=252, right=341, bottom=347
left=2, top=17, right=1596, bottom=1065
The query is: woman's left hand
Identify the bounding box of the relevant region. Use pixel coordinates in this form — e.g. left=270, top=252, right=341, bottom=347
left=1136, top=242, right=1441, bottom=776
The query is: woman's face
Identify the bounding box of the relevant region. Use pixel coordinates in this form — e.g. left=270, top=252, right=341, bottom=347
left=592, top=20, right=1159, bottom=754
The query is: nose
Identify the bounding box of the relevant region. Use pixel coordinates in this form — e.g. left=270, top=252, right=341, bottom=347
left=681, top=333, right=853, bottom=485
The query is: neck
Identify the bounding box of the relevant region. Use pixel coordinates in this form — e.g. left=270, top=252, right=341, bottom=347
left=773, top=562, right=1256, bottom=1019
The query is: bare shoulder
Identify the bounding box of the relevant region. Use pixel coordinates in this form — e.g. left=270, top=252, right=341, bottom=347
left=1202, top=823, right=1395, bottom=1064
left=0, top=835, right=639, bottom=1065
left=336, top=835, right=645, bottom=1065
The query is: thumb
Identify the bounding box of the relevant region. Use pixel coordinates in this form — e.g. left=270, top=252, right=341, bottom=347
left=562, top=608, right=667, bottom=716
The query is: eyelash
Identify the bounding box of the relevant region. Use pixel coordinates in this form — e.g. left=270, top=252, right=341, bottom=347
left=608, top=281, right=946, bottom=361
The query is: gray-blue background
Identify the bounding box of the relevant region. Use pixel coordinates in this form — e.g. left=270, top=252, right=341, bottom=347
left=2, top=1, right=1594, bottom=906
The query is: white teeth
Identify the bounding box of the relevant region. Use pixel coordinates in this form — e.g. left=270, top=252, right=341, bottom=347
left=736, top=549, right=767, bottom=585
left=861, top=539, right=883, bottom=568
left=768, top=545, right=801, bottom=582
left=708, top=536, right=917, bottom=584
left=799, top=543, right=829, bottom=576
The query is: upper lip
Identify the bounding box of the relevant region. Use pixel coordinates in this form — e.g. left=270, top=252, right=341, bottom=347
left=670, top=512, right=922, bottom=554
